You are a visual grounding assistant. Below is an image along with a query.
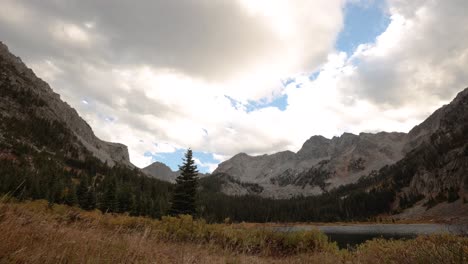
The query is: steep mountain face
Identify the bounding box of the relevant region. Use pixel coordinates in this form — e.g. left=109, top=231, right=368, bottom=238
left=0, top=42, right=131, bottom=166
left=214, top=132, right=407, bottom=198
left=213, top=89, right=468, bottom=199
left=142, top=162, right=179, bottom=183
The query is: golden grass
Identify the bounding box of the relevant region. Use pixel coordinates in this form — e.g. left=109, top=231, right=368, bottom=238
left=0, top=200, right=466, bottom=264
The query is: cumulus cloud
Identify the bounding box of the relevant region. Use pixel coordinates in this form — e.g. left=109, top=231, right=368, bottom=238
left=346, top=0, right=468, bottom=106
left=1, top=0, right=467, bottom=169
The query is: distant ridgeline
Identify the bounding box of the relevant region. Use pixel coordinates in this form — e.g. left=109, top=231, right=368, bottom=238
left=0, top=41, right=467, bottom=222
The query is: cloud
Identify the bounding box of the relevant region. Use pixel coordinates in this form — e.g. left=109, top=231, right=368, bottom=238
left=344, top=0, right=468, bottom=107
left=1, top=0, right=344, bottom=100
left=193, top=157, right=218, bottom=173
left=279, top=0, right=468, bottom=140
left=1, top=0, right=467, bottom=170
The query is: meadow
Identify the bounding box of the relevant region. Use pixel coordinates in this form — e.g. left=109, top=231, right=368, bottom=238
left=0, top=199, right=467, bottom=263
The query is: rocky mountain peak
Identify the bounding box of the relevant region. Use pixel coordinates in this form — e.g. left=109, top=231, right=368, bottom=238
left=143, top=162, right=178, bottom=183
left=297, top=135, right=330, bottom=159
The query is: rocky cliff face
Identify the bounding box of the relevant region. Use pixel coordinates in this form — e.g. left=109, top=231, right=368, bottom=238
left=0, top=42, right=131, bottom=167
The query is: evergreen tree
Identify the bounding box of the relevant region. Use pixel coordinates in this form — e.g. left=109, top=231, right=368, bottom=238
left=117, top=185, right=133, bottom=213
left=100, top=183, right=118, bottom=213
left=64, top=185, right=78, bottom=206
left=86, top=187, right=97, bottom=210
left=77, top=176, right=89, bottom=209
left=169, top=149, right=199, bottom=216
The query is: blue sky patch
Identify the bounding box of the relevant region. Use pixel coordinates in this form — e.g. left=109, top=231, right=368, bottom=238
left=226, top=94, right=288, bottom=112
left=336, top=0, right=390, bottom=54
left=245, top=94, right=288, bottom=112
left=309, top=71, right=320, bottom=81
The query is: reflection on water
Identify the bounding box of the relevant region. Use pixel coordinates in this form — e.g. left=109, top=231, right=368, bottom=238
left=274, top=224, right=467, bottom=249
left=324, top=232, right=414, bottom=249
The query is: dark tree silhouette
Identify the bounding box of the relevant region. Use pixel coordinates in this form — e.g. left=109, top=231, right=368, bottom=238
left=169, top=149, right=199, bottom=216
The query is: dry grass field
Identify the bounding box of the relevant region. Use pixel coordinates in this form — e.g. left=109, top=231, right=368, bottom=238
left=0, top=199, right=466, bottom=264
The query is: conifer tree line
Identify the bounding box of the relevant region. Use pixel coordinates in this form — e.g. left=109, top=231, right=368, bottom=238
left=0, top=146, right=202, bottom=218
left=0, top=149, right=172, bottom=218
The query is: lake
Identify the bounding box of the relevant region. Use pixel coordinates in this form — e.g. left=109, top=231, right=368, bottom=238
left=274, top=224, right=467, bottom=249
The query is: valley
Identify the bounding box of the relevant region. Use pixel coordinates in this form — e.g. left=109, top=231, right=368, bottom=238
left=1, top=20, right=468, bottom=262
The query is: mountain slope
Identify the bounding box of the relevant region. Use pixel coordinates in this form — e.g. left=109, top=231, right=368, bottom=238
left=0, top=42, right=131, bottom=166
left=381, top=88, right=468, bottom=217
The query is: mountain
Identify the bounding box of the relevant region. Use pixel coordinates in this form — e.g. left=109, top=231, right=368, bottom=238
left=0, top=42, right=131, bottom=167
left=142, top=162, right=179, bottom=183
left=212, top=89, right=468, bottom=199
left=143, top=161, right=210, bottom=183
left=213, top=132, right=407, bottom=198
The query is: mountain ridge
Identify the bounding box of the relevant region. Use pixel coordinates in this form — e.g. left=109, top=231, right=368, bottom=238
left=213, top=130, right=408, bottom=198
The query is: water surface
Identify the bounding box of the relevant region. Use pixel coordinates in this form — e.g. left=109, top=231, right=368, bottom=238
left=274, top=224, right=467, bottom=249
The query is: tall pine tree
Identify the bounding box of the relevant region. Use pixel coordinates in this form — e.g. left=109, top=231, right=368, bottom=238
left=169, top=149, right=199, bottom=216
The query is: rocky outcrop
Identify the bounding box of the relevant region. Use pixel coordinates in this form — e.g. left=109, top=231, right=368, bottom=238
left=0, top=42, right=132, bottom=166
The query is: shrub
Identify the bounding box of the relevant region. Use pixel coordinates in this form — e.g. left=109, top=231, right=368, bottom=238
left=355, top=234, right=468, bottom=264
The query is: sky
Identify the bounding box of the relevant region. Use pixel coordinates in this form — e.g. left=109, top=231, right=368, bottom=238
left=1, top=0, right=468, bottom=173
